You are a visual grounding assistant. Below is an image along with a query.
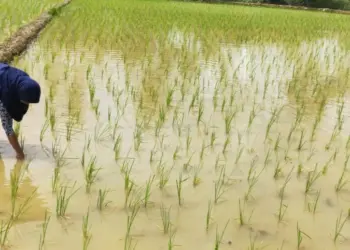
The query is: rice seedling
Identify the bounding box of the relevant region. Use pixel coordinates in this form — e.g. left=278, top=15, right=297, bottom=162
left=333, top=211, right=347, bottom=243
left=305, top=165, right=322, bottom=194
left=40, top=119, right=50, bottom=142
left=56, top=183, right=79, bottom=218
left=296, top=223, right=311, bottom=249
left=176, top=172, right=188, bottom=206
left=160, top=203, right=172, bottom=234
left=214, top=220, right=229, bottom=250
left=214, top=166, right=229, bottom=204
left=193, top=164, right=202, bottom=187
left=206, top=200, right=213, bottom=232
left=51, top=167, right=60, bottom=193
left=38, top=211, right=51, bottom=250
left=84, top=156, right=100, bottom=193
left=158, top=164, right=173, bottom=190
left=168, top=230, right=178, bottom=250
left=125, top=204, right=140, bottom=248
left=82, top=209, right=92, bottom=250
left=307, top=190, right=321, bottom=215
left=143, top=175, right=155, bottom=208
left=114, top=133, right=122, bottom=161
left=97, top=188, right=112, bottom=210
left=335, top=164, right=348, bottom=192
left=0, top=219, right=13, bottom=248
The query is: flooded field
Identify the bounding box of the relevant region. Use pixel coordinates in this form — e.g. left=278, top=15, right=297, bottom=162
left=2, top=0, right=350, bottom=249
left=0, top=0, right=61, bottom=43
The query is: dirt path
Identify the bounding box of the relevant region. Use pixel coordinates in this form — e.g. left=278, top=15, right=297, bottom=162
left=0, top=0, right=71, bottom=63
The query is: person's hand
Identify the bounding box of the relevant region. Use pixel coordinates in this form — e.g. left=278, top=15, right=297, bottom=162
left=16, top=152, right=25, bottom=161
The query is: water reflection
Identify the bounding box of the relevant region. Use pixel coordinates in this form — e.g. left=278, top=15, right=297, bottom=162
left=0, top=160, right=48, bottom=223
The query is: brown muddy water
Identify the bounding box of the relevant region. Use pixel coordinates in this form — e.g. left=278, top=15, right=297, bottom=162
left=2, top=30, right=350, bottom=250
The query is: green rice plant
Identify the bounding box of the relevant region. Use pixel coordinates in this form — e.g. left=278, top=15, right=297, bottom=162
left=193, top=164, right=202, bottom=187
left=114, top=133, right=122, bottom=161
left=158, top=164, right=173, bottom=190
left=307, top=190, right=321, bottom=215
left=222, top=135, right=230, bottom=154
left=166, top=86, right=175, bottom=107
left=206, top=200, right=213, bottom=232
left=214, top=220, right=229, bottom=250
left=333, top=211, right=347, bottom=243
left=56, top=183, right=79, bottom=218
left=237, top=199, right=253, bottom=226
left=51, top=167, right=60, bottom=193
left=245, top=164, right=264, bottom=201
left=297, top=223, right=311, bottom=250
left=38, top=211, right=51, bottom=250
left=0, top=219, right=13, bottom=248
left=40, top=119, right=49, bottom=142
left=173, top=145, right=180, bottom=160
left=133, top=124, right=143, bottom=151
left=160, top=203, right=172, bottom=234
left=325, top=124, right=339, bottom=150
left=123, top=170, right=135, bottom=208
left=168, top=230, right=177, bottom=250
left=197, top=99, right=204, bottom=125
left=84, top=156, right=100, bottom=193
left=125, top=204, right=140, bottom=246
left=297, top=129, right=307, bottom=151
left=224, top=109, right=236, bottom=135
left=272, top=133, right=281, bottom=152
left=186, top=130, right=192, bottom=155
left=335, top=165, right=348, bottom=192
left=124, top=235, right=138, bottom=250
left=97, top=188, right=112, bottom=211
left=322, top=156, right=333, bottom=175
left=44, top=99, right=49, bottom=117
left=277, top=186, right=288, bottom=223
left=94, top=123, right=110, bottom=142
left=305, top=165, right=322, bottom=194
left=82, top=209, right=92, bottom=250
left=88, top=81, right=96, bottom=104
left=235, top=147, right=244, bottom=164
left=248, top=105, right=258, bottom=128
left=214, top=166, right=229, bottom=204
left=220, top=97, right=226, bottom=113
left=65, top=117, right=76, bottom=142
left=273, top=161, right=282, bottom=179
left=143, top=175, right=155, bottom=208
left=49, top=106, right=56, bottom=131
left=176, top=172, right=188, bottom=206
left=210, top=131, right=216, bottom=148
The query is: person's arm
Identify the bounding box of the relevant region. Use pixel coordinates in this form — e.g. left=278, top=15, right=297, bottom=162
left=0, top=103, right=24, bottom=159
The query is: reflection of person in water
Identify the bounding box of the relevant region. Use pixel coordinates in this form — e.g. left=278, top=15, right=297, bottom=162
left=0, top=160, right=47, bottom=223
left=0, top=63, right=41, bottom=160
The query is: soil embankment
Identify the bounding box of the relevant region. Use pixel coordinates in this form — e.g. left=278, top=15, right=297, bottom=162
left=0, top=0, right=71, bottom=63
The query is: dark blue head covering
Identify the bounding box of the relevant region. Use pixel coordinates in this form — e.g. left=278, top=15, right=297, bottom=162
left=0, top=63, right=41, bottom=122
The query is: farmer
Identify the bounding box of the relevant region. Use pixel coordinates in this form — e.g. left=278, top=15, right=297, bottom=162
left=0, top=63, right=41, bottom=160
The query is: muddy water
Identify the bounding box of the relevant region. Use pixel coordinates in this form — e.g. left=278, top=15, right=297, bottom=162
left=2, top=21, right=350, bottom=250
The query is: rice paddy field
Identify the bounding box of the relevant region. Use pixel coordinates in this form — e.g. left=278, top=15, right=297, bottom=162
left=0, top=0, right=62, bottom=43
left=2, top=0, right=350, bottom=249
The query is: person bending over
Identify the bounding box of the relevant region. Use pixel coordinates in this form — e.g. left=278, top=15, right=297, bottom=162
left=0, top=63, right=41, bottom=160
